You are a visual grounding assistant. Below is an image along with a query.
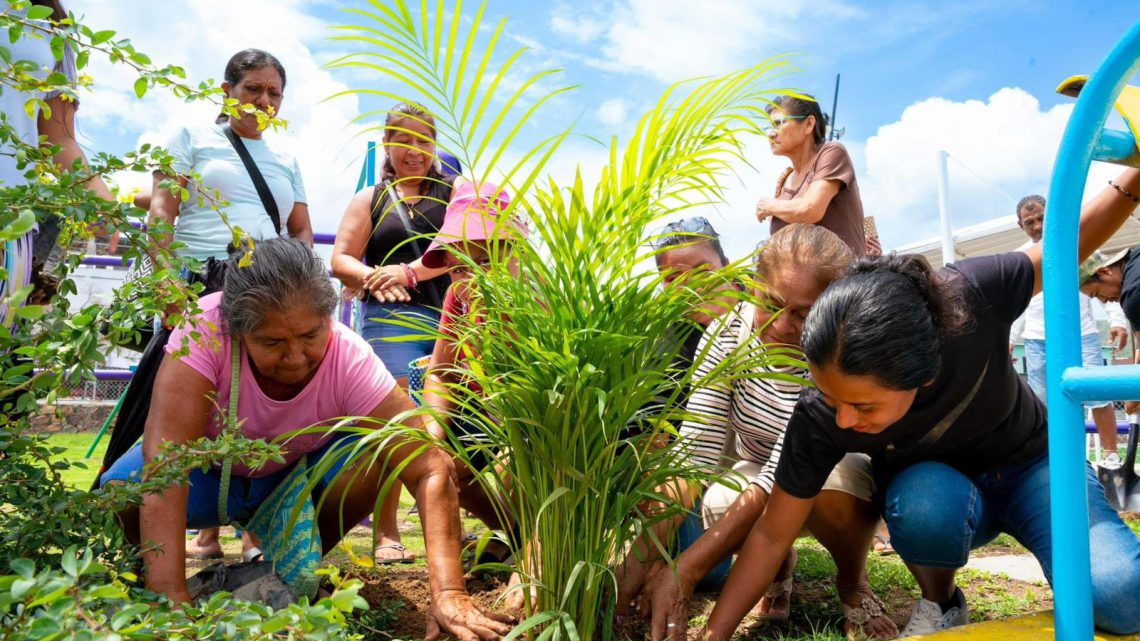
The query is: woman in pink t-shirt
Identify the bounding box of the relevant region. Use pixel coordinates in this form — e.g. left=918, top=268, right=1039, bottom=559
left=101, top=238, right=510, bottom=640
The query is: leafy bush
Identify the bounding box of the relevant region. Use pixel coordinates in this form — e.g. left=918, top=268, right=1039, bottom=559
left=0, top=2, right=368, bottom=636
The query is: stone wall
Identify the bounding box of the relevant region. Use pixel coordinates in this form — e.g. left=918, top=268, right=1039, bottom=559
left=28, top=403, right=114, bottom=434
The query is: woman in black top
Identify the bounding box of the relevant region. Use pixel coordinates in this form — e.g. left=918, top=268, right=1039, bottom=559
left=640, top=170, right=1140, bottom=641
left=331, top=102, right=461, bottom=565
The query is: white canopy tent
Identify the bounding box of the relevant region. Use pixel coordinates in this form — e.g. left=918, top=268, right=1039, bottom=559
left=896, top=215, right=1140, bottom=267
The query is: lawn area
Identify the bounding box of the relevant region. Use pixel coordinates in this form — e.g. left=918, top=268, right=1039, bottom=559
left=47, top=431, right=109, bottom=490
left=45, top=431, right=1140, bottom=640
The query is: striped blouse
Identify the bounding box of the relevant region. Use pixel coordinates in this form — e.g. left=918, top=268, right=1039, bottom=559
left=678, top=301, right=805, bottom=493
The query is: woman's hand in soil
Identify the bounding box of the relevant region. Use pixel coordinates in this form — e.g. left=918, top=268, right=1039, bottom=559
left=427, top=589, right=514, bottom=641
left=639, top=562, right=694, bottom=641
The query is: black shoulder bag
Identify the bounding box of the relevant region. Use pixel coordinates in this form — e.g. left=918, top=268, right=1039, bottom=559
left=222, top=124, right=282, bottom=235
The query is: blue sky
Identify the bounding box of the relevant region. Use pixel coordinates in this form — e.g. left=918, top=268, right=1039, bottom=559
left=71, top=0, right=1139, bottom=260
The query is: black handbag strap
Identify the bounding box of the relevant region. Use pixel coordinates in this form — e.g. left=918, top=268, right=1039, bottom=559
left=382, top=180, right=443, bottom=309
left=222, top=124, right=281, bottom=234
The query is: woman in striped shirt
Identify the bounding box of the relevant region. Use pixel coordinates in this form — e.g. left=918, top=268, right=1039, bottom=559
left=620, top=224, right=896, bottom=640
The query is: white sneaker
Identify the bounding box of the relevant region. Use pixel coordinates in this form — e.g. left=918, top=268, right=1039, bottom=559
left=1100, top=451, right=1123, bottom=471
left=899, top=588, right=968, bottom=637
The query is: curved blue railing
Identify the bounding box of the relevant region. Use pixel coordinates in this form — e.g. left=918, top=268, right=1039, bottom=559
left=1043, top=21, right=1140, bottom=641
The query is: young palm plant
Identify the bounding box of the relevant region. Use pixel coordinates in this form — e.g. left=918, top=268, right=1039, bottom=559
left=323, top=1, right=804, bottom=639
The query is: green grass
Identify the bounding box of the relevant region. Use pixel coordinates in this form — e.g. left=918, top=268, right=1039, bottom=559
left=45, top=431, right=108, bottom=490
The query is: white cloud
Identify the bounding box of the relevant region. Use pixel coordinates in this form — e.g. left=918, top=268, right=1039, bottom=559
left=594, top=0, right=858, bottom=82
left=856, top=87, right=1120, bottom=249
left=595, top=98, right=628, bottom=127
left=549, top=9, right=607, bottom=45
left=71, top=0, right=368, bottom=236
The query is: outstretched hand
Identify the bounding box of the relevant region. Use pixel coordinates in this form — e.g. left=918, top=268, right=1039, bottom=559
left=426, top=589, right=515, bottom=641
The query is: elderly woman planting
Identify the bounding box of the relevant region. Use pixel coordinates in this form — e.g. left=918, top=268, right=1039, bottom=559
left=101, top=238, right=510, bottom=641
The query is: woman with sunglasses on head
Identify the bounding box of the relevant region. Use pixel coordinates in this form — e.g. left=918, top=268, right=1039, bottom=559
left=688, top=171, right=1140, bottom=641
left=755, top=95, right=866, bottom=256
left=623, top=225, right=896, bottom=640
left=652, top=217, right=739, bottom=377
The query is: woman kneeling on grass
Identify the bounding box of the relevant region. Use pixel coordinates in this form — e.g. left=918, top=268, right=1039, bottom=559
left=690, top=170, right=1140, bottom=641
left=623, top=224, right=897, bottom=639
left=101, top=238, right=511, bottom=641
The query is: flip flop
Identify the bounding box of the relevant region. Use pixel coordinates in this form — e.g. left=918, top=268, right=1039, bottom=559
left=871, top=534, right=896, bottom=556
left=754, top=575, right=793, bottom=621
left=186, top=549, right=224, bottom=560
left=374, top=542, right=416, bottom=565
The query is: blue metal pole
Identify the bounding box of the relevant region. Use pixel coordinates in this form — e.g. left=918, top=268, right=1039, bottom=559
left=1044, top=20, right=1140, bottom=641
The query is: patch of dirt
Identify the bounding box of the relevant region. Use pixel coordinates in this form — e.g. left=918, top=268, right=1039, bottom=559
left=350, top=551, right=1053, bottom=641
left=352, top=568, right=520, bottom=640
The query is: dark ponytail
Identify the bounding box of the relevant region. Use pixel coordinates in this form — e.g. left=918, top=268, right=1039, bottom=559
left=801, top=254, right=971, bottom=390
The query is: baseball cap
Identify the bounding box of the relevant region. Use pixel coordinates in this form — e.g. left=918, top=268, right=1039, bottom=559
left=1079, top=248, right=1129, bottom=283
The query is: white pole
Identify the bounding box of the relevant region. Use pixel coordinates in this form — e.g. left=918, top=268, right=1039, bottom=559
left=936, top=149, right=955, bottom=266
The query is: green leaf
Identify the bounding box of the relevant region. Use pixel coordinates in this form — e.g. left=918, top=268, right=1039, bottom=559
left=49, top=35, right=64, bottom=61
left=60, top=550, right=77, bottom=577
left=129, top=50, right=151, bottom=65
left=10, top=558, right=34, bottom=579
left=133, top=77, right=147, bottom=99
left=11, top=577, right=36, bottom=598
left=75, top=49, right=89, bottom=69
left=11, top=301, right=46, bottom=317
left=26, top=5, right=54, bottom=20
left=90, top=30, right=116, bottom=45
left=0, top=208, right=35, bottom=241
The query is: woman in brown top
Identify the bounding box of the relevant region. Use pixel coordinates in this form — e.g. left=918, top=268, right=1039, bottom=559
left=755, top=95, right=866, bottom=256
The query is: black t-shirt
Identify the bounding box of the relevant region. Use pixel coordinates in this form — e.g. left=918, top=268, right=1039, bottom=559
left=363, top=175, right=455, bottom=308
left=775, top=252, right=1046, bottom=499
left=1118, top=248, right=1140, bottom=330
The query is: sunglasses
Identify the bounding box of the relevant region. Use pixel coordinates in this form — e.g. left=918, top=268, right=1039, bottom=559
left=652, top=216, right=720, bottom=249
left=763, top=114, right=807, bottom=132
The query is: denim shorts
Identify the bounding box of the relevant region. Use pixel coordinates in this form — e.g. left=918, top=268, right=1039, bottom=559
left=359, top=300, right=440, bottom=379
left=99, top=433, right=362, bottom=528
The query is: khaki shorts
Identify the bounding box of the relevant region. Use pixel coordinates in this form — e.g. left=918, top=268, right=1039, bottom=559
left=701, top=453, right=874, bottom=529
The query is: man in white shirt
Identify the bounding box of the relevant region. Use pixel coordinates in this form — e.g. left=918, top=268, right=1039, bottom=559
left=1009, top=195, right=1128, bottom=469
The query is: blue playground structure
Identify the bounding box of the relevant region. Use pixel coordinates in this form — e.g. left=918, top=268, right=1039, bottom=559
left=1043, top=20, right=1140, bottom=641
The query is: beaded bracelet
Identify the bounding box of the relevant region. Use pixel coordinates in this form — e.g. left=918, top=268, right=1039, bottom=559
left=1109, top=179, right=1140, bottom=203
left=400, top=263, right=419, bottom=289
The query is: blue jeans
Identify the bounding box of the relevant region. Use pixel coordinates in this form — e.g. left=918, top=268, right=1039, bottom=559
left=359, top=300, right=440, bottom=379
left=99, top=434, right=361, bottom=528
left=884, top=456, right=1140, bottom=634
left=1024, top=333, right=1106, bottom=408
left=676, top=503, right=734, bottom=591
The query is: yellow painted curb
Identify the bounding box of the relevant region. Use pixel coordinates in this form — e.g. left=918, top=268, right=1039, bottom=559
left=907, top=612, right=1140, bottom=640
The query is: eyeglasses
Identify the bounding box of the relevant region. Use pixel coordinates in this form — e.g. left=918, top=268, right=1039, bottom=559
left=763, top=114, right=806, bottom=132
left=652, top=216, right=719, bottom=249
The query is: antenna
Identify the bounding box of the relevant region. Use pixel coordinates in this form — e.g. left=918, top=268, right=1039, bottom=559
left=829, top=73, right=841, bottom=140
